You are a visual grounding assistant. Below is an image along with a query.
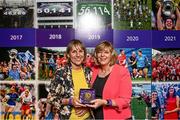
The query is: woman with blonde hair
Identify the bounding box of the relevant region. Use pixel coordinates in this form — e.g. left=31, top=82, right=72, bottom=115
left=87, top=41, right=132, bottom=119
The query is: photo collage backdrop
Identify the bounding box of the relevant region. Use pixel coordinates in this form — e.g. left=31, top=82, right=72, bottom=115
left=0, top=0, right=179, bottom=119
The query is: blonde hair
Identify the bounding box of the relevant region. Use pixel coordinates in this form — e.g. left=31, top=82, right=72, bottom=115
left=66, top=39, right=87, bottom=62
left=94, top=41, right=117, bottom=66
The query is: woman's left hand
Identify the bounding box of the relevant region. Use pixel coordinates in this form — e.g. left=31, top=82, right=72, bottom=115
left=86, top=99, right=106, bottom=109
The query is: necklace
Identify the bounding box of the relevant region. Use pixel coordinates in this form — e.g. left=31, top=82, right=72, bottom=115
left=98, top=66, right=113, bottom=77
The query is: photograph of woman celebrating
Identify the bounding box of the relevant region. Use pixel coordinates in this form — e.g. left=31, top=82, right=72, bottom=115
left=87, top=41, right=132, bottom=119
left=164, top=85, right=179, bottom=119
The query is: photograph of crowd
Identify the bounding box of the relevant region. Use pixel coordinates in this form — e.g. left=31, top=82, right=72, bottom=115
left=0, top=83, right=36, bottom=120
left=0, top=0, right=34, bottom=28
left=114, top=0, right=151, bottom=29
left=152, top=49, right=180, bottom=81
left=152, top=0, right=180, bottom=30
left=151, top=83, right=180, bottom=119
left=131, top=83, right=151, bottom=119
left=0, top=47, right=35, bottom=81
left=115, top=48, right=152, bottom=81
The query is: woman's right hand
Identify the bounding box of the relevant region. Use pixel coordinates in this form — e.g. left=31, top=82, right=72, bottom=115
left=72, top=98, right=89, bottom=117
left=71, top=97, right=86, bottom=108
left=75, top=107, right=89, bottom=117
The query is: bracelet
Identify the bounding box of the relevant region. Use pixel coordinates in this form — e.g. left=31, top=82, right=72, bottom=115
left=106, top=99, right=112, bottom=106
left=68, top=98, right=73, bottom=106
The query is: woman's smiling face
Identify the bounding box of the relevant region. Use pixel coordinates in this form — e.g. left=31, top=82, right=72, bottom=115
left=68, top=45, right=85, bottom=68
left=96, top=48, right=112, bottom=66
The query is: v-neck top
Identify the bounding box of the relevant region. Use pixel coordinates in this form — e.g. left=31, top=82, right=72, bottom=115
left=92, top=74, right=110, bottom=119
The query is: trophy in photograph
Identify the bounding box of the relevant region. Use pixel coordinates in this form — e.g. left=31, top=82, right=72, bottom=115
left=9, top=49, right=18, bottom=59
left=156, top=0, right=175, bottom=17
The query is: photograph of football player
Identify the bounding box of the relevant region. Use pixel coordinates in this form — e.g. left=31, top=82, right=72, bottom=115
left=0, top=83, right=36, bottom=120
left=152, top=0, right=180, bottom=30
left=115, top=48, right=152, bottom=81
left=20, top=89, right=33, bottom=120
left=1, top=85, right=18, bottom=120
left=0, top=48, right=35, bottom=81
